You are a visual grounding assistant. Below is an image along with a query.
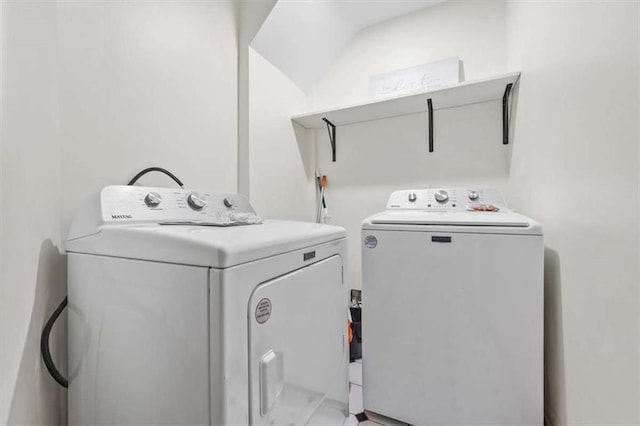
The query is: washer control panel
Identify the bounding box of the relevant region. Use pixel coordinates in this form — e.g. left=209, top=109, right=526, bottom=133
left=386, top=188, right=506, bottom=211
left=100, top=185, right=256, bottom=224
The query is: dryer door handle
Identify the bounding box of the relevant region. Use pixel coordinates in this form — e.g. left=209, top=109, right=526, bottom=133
left=259, top=350, right=284, bottom=415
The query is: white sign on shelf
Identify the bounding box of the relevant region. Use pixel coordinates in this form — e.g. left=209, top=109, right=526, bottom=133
left=369, top=57, right=460, bottom=99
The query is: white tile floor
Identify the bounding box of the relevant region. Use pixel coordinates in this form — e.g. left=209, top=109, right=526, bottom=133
left=348, top=359, right=411, bottom=426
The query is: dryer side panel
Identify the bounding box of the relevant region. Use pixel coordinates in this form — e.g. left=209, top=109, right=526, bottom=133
left=67, top=253, right=210, bottom=426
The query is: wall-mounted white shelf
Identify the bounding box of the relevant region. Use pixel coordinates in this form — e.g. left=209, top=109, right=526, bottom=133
left=291, top=71, right=520, bottom=161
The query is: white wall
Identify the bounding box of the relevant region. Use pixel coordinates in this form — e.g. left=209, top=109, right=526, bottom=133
left=505, top=1, right=639, bottom=425
left=249, top=48, right=316, bottom=221
left=57, top=0, right=238, bottom=235
left=1, top=2, right=65, bottom=424
left=240, top=0, right=318, bottom=220
left=0, top=1, right=238, bottom=424
left=251, top=0, right=446, bottom=92
left=311, top=0, right=507, bottom=110
left=310, top=0, right=509, bottom=290
left=238, top=0, right=278, bottom=197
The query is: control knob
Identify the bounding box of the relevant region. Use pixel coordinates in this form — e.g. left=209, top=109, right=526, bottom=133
left=408, top=192, right=417, bottom=203
left=434, top=190, right=449, bottom=203
left=144, top=192, right=162, bottom=207
left=223, top=196, right=234, bottom=208
left=187, top=192, right=207, bottom=210
left=468, top=191, right=479, bottom=201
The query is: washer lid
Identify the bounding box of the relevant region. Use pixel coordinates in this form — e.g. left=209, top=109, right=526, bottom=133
left=372, top=210, right=529, bottom=226
left=363, top=210, right=542, bottom=235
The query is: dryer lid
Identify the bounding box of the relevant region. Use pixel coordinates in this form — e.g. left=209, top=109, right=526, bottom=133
left=66, top=186, right=345, bottom=267
left=66, top=220, right=345, bottom=267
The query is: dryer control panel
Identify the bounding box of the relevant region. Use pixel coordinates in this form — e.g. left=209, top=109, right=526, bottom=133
left=386, top=188, right=507, bottom=211
left=99, top=185, right=256, bottom=223
left=68, top=185, right=259, bottom=240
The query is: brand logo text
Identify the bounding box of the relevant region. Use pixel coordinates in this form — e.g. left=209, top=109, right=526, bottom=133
left=111, top=214, right=133, bottom=220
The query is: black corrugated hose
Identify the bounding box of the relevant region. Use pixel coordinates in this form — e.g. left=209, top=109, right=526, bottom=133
left=40, top=297, right=68, bottom=387
left=40, top=167, right=183, bottom=388
left=126, top=167, right=184, bottom=187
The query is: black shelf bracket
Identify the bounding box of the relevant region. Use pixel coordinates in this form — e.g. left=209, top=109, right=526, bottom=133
left=322, top=117, right=337, bottom=162
left=427, top=98, right=434, bottom=152
left=502, top=83, right=513, bottom=145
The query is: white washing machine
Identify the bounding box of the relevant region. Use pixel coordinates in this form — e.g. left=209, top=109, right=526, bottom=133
left=66, top=185, right=349, bottom=426
left=361, top=188, right=543, bottom=425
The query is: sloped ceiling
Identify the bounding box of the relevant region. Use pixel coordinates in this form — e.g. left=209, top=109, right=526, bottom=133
left=251, top=0, right=446, bottom=92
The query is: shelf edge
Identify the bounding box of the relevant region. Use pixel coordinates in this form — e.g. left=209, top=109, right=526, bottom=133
left=291, top=71, right=521, bottom=130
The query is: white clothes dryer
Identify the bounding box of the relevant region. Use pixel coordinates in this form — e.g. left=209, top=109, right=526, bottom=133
left=66, top=185, right=349, bottom=426
left=361, top=188, right=543, bottom=425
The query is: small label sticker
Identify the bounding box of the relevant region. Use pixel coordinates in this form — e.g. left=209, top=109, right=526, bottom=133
left=255, top=298, right=272, bottom=324
left=364, top=235, right=378, bottom=249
